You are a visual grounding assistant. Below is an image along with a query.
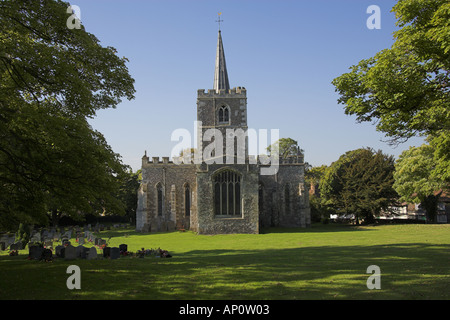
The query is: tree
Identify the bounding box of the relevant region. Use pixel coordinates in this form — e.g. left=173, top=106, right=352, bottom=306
left=0, top=0, right=136, bottom=230
left=320, top=148, right=398, bottom=224
left=267, top=138, right=304, bottom=159
left=393, top=144, right=447, bottom=223
left=116, top=169, right=142, bottom=225
left=331, top=0, right=449, bottom=179
left=305, top=165, right=330, bottom=223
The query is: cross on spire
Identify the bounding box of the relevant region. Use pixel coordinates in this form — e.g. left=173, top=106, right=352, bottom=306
left=216, top=12, right=223, bottom=31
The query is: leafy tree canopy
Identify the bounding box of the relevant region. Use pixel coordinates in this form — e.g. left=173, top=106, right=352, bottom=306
left=267, top=138, right=303, bottom=159
left=320, top=148, right=398, bottom=224
left=0, top=0, right=136, bottom=230
left=332, top=0, right=449, bottom=143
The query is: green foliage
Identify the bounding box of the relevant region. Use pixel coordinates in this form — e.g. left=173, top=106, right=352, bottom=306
left=117, top=169, right=141, bottom=224
left=393, top=143, right=448, bottom=222
left=332, top=0, right=449, bottom=143
left=320, top=148, right=398, bottom=224
left=0, top=0, right=135, bottom=229
left=267, top=138, right=303, bottom=158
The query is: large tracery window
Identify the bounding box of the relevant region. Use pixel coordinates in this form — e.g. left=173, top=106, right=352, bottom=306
left=214, top=170, right=241, bottom=216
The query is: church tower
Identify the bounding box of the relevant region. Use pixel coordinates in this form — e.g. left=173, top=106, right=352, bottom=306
left=193, top=28, right=259, bottom=234
left=197, top=30, right=249, bottom=165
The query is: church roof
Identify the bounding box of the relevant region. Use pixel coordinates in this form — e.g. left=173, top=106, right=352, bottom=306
left=213, top=30, right=230, bottom=92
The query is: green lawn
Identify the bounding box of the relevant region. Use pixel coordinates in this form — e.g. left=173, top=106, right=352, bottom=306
left=0, top=223, right=449, bottom=300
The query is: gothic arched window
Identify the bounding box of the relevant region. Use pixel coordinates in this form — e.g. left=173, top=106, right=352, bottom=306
left=184, top=184, right=191, bottom=217
left=218, top=106, right=230, bottom=124
left=214, top=170, right=241, bottom=216
left=284, top=184, right=291, bottom=215
left=156, top=183, right=163, bottom=216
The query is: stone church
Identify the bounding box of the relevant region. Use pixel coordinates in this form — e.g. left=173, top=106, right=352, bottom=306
left=136, top=29, right=311, bottom=234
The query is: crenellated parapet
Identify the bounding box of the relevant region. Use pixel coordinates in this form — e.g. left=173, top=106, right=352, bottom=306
left=142, top=153, right=305, bottom=167
left=197, top=87, right=247, bottom=97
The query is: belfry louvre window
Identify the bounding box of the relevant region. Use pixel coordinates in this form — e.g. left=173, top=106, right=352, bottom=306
left=218, top=106, right=230, bottom=123
left=214, top=170, right=241, bottom=216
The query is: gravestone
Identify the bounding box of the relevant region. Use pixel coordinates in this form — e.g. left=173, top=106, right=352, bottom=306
left=76, top=245, right=88, bottom=259
left=0, top=242, right=5, bottom=251
left=41, top=248, right=52, bottom=261
left=64, top=244, right=76, bottom=260
left=78, top=237, right=85, bottom=245
left=110, top=247, right=120, bottom=260
left=55, top=245, right=64, bottom=258
left=29, top=245, right=44, bottom=260
left=30, top=233, right=41, bottom=243
left=103, top=247, right=110, bottom=258
left=53, top=232, right=61, bottom=241
left=87, top=247, right=97, bottom=260
left=10, top=241, right=22, bottom=251
left=119, top=244, right=128, bottom=253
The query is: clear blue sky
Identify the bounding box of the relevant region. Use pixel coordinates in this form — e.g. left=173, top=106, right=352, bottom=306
left=77, top=0, right=424, bottom=172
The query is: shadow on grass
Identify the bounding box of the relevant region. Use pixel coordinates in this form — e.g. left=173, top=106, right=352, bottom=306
left=0, top=242, right=448, bottom=300
left=260, top=223, right=376, bottom=234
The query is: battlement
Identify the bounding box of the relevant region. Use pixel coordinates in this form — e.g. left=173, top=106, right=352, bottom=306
left=197, top=87, right=247, bottom=97
left=142, top=153, right=305, bottom=166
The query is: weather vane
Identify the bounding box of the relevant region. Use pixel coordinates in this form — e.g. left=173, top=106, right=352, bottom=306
left=216, top=12, right=223, bottom=31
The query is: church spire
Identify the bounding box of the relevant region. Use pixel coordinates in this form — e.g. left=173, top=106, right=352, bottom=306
left=213, top=27, right=230, bottom=92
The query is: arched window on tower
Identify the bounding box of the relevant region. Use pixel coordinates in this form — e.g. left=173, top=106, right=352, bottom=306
left=218, top=106, right=230, bottom=124
left=214, top=170, right=241, bottom=216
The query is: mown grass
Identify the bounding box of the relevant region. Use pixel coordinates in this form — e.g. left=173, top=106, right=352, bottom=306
left=0, top=223, right=449, bottom=300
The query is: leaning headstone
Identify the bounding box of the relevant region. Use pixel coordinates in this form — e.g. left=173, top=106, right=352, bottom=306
left=64, top=244, right=76, bottom=260
left=110, top=247, right=120, bottom=260
left=87, top=247, right=97, bottom=260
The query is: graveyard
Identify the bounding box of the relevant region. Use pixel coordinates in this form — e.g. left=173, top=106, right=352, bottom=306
left=0, top=223, right=449, bottom=300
